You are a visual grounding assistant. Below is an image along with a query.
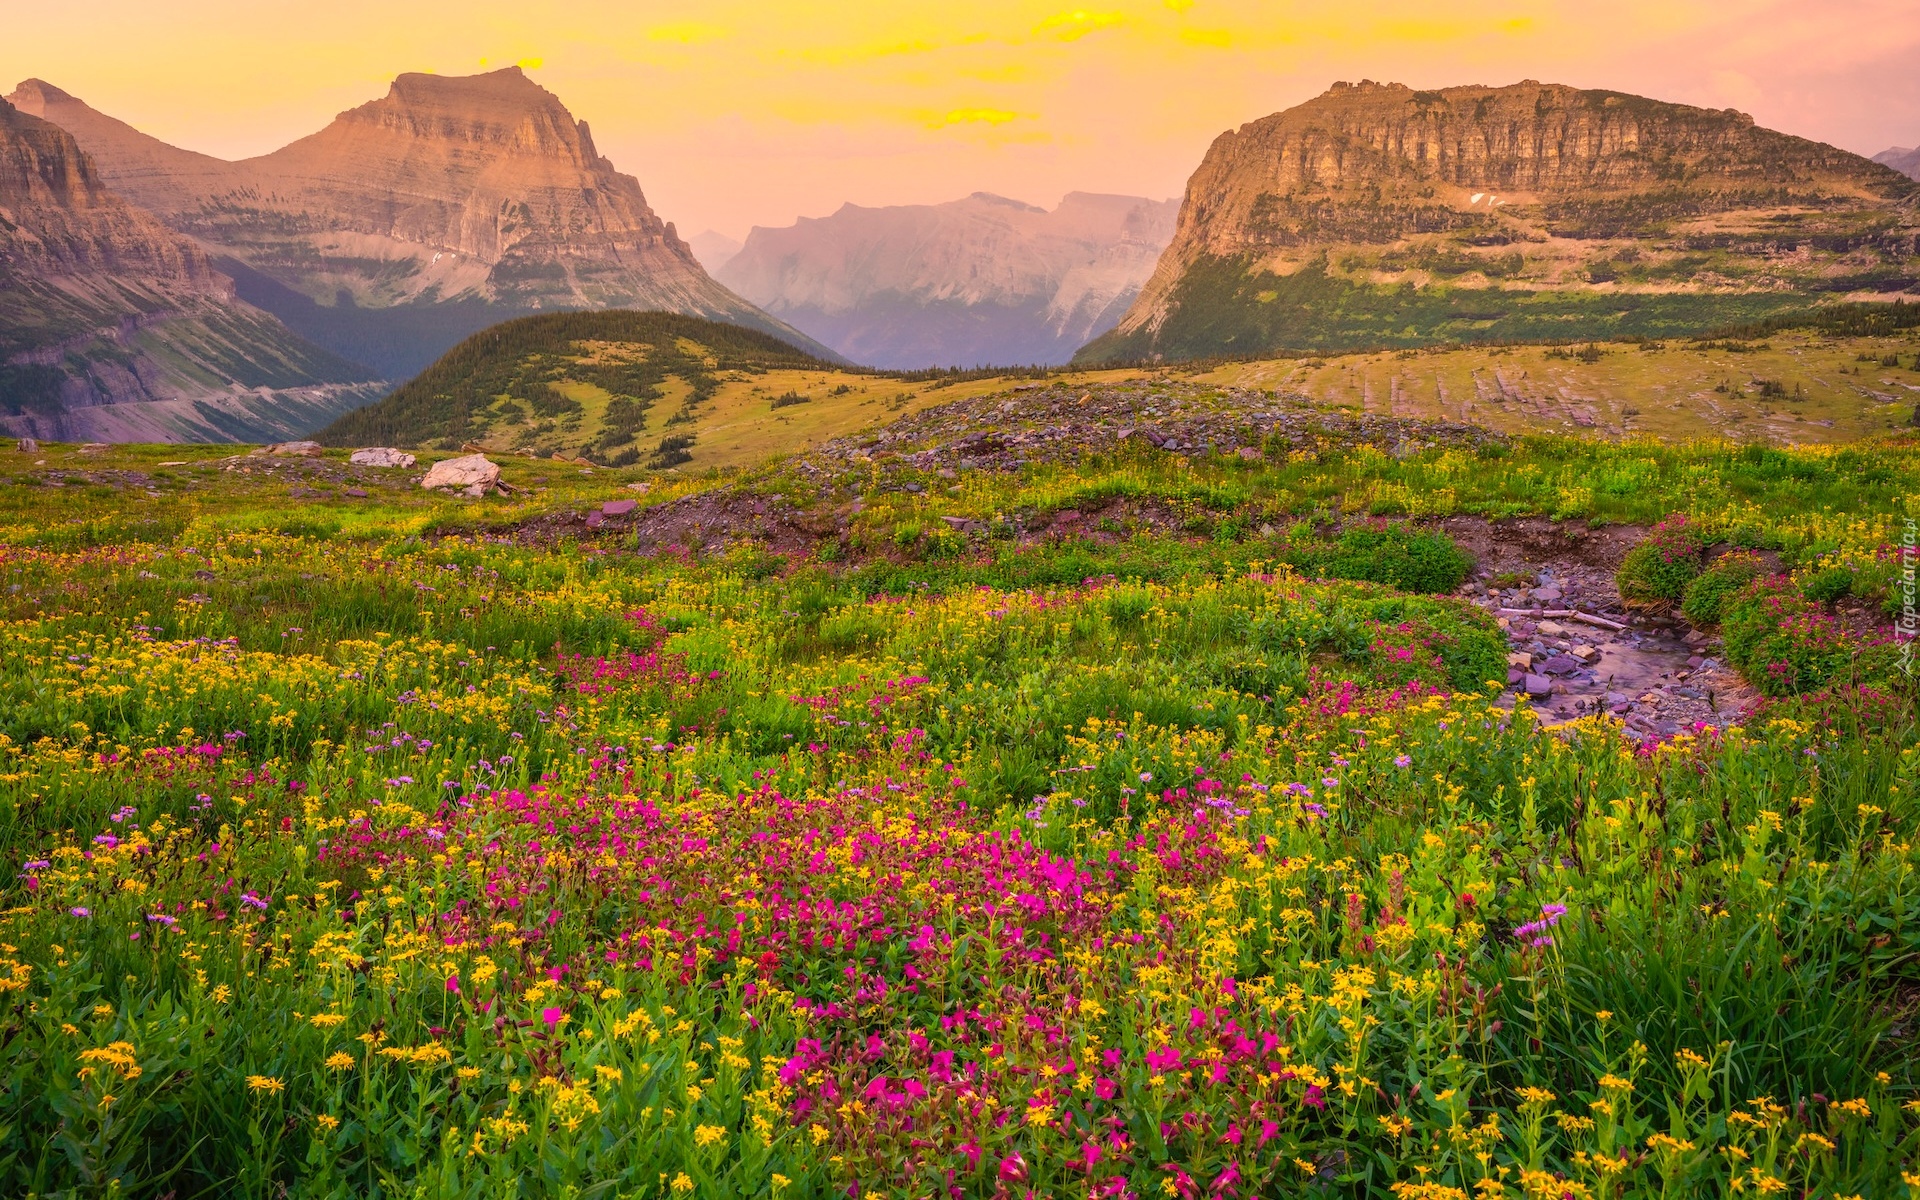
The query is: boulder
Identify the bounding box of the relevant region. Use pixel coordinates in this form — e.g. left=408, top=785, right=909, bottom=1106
left=420, top=453, right=501, bottom=496
left=254, top=440, right=322, bottom=457
left=78, top=442, right=109, bottom=454
left=350, top=447, right=416, bottom=468
left=15, top=437, right=37, bottom=453
left=602, top=499, right=637, bottom=516
left=1523, top=673, right=1553, bottom=697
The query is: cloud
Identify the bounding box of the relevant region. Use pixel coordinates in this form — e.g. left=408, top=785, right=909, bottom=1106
left=932, top=107, right=1026, bottom=127
left=647, top=21, right=730, bottom=45
left=1035, top=10, right=1125, bottom=41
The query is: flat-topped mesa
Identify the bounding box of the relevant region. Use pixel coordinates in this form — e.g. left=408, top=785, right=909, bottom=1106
left=1079, top=79, right=1920, bottom=364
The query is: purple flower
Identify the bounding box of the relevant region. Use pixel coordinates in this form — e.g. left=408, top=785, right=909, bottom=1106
left=69, top=907, right=91, bottom=918
left=1394, top=755, right=1411, bottom=768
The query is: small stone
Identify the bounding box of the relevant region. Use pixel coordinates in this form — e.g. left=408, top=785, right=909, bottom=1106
left=256, top=440, right=322, bottom=457
left=584, top=511, right=605, bottom=528
left=1507, top=652, right=1534, bottom=670
left=1237, top=446, right=1262, bottom=461
left=1571, top=644, right=1597, bottom=661
left=1687, top=654, right=1705, bottom=669
left=1524, top=673, right=1553, bottom=697
left=1507, top=668, right=1526, bottom=685
left=1534, top=586, right=1563, bottom=603
left=343, top=487, right=368, bottom=498
left=1541, top=654, right=1580, bottom=675
left=602, top=499, right=638, bottom=516
left=79, top=442, right=109, bottom=454
left=1537, top=620, right=1568, bottom=638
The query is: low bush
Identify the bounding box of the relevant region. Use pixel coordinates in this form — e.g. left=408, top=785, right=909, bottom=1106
left=1722, top=577, right=1857, bottom=696
left=1679, top=550, right=1765, bottom=626
left=1616, top=512, right=1707, bottom=606
left=1282, top=521, right=1473, bottom=594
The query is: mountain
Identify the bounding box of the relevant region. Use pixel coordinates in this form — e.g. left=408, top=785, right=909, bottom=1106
left=315, top=309, right=842, bottom=463
left=1079, top=80, right=1920, bottom=364
left=688, top=230, right=742, bottom=273
left=1875, top=146, right=1920, bottom=182
left=0, top=97, right=383, bottom=442
left=718, top=191, right=1179, bottom=368
left=8, top=70, right=835, bottom=380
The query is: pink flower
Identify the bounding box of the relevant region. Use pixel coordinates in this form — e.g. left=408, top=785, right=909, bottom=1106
left=445, top=975, right=460, bottom=993
left=1258, top=1120, right=1279, bottom=1145
left=1303, top=1084, right=1327, bottom=1110
left=540, top=1006, right=563, bottom=1032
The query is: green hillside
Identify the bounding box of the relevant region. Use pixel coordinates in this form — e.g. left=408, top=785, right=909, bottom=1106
left=315, top=310, right=840, bottom=463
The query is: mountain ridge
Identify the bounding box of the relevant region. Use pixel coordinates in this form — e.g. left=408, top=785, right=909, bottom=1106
left=0, top=96, right=385, bottom=442
left=719, top=190, right=1177, bottom=368
left=7, top=69, right=837, bottom=380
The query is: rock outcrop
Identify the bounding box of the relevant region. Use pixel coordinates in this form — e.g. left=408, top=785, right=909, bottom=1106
left=1080, top=81, right=1920, bottom=363
left=720, top=192, right=1178, bottom=367
left=0, top=96, right=384, bottom=441
left=9, top=69, right=833, bottom=379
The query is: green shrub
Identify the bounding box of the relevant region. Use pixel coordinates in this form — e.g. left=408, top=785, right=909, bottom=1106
left=1679, top=551, right=1764, bottom=626
left=1616, top=512, right=1707, bottom=606
left=1285, top=522, right=1473, bottom=594
left=1800, top=565, right=1856, bottom=605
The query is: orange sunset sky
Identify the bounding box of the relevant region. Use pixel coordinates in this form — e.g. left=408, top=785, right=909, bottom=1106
left=8, top=1, right=1918, bottom=238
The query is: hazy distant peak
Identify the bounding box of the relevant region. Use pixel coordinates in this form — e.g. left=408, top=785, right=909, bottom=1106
left=965, top=192, right=1045, bottom=212
left=9, top=79, right=77, bottom=106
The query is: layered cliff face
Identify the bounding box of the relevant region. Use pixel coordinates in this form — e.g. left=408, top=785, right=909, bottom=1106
left=1876, top=146, right=1920, bottom=182
left=1081, top=81, right=1920, bottom=363
left=719, top=191, right=1177, bottom=367
left=0, top=97, right=382, bottom=441
left=9, top=69, right=832, bottom=379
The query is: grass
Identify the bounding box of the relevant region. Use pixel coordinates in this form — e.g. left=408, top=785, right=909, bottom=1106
left=0, top=395, right=1915, bottom=1197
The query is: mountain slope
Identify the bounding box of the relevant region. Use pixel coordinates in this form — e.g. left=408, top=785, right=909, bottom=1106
left=1080, top=80, right=1920, bottom=363
left=0, top=97, right=383, bottom=442
left=1875, top=146, right=1920, bottom=182
left=8, top=69, right=835, bottom=380
left=719, top=191, right=1178, bottom=368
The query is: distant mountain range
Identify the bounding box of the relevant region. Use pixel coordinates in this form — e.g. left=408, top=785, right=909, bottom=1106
left=718, top=191, right=1178, bottom=368
left=1876, top=146, right=1920, bottom=182
left=1079, top=80, right=1920, bottom=363
left=7, top=69, right=832, bottom=387
left=0, top=97, right=384, bottom=442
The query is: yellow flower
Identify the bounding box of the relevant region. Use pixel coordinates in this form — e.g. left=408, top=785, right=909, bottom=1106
left=671, top=1174, right=694, bottom=1193
left=246, top=1075, right=285, bottom=1094
left=694, top=1123, right=727, bottom=1147
left=314, top=1113, right=340, bottom=1131
left=324, top=1052, right=356, bottom=1071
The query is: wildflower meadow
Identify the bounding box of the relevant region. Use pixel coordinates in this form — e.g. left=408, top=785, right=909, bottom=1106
left=1, top=427, right=1917, bottom=1199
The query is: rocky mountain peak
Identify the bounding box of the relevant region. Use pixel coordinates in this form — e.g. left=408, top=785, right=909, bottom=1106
left=329, top=67, right=601, bottom=167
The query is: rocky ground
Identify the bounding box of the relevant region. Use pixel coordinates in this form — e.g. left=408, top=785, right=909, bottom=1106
left=1447, top=519, right=1759, bottom=742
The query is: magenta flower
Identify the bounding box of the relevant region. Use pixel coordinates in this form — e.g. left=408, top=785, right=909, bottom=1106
left=446, top=975, right=460, bottom=993
left=540, top=1006, right=563, bottom=1032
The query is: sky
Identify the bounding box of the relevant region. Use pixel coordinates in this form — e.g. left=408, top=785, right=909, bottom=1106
left=7, top=1, right=1919, bottom=240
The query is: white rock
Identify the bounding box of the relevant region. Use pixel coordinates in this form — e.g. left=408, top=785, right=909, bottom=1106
left=254, top=440, right=322, bottom=457
left=420, top=453, right=500, bottom=494
left=350, top=447, right=417, bottom=468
